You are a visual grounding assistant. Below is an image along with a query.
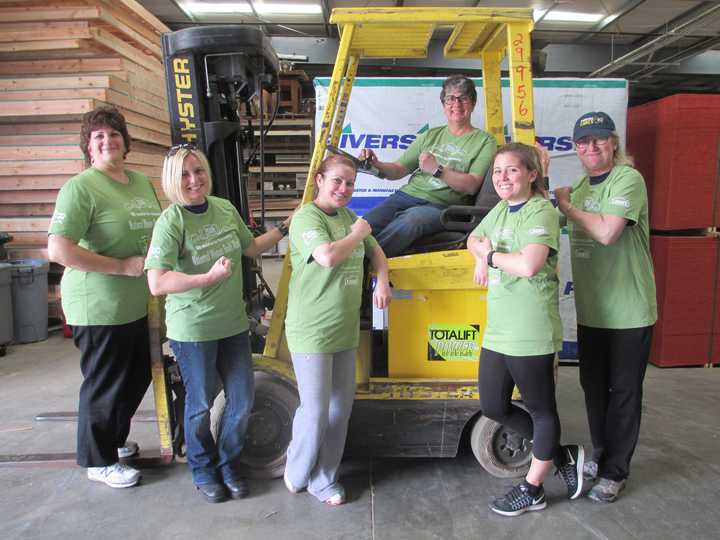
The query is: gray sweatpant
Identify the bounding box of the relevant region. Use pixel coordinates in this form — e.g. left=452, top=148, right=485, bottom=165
left=285, top=349, right=356, bottom=502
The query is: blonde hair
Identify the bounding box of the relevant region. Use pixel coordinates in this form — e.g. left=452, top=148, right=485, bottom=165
left=494, top=142, right=548, bottom=198
left=610, top=133, right=635, bottom=167
left=161, top=147, right=213, bottom=205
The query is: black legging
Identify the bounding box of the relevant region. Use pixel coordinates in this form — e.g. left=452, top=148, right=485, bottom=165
left=479, top=348, right=561, bottom=462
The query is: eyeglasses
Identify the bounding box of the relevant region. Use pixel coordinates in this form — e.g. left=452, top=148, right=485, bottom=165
left=167, top=143, right=197, bottom=157
left=575, top=137, right=611, bottom=150
left=442, top=94, right=471, bottom=105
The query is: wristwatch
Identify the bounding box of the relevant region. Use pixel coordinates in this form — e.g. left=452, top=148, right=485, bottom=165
left=487, top=250, right=497, bottom=269
left=432, top=164, right=444, bottom=178
left=277, top=221, right=289, bottom=237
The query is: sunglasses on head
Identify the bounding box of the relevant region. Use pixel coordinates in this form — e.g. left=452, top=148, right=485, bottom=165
left=167, top=143, right=197, bottom=157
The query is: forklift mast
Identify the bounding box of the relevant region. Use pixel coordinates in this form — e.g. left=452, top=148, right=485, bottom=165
left=161, top=26, right=280, bottom=348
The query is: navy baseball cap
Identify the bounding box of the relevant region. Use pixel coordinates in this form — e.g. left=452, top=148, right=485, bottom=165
left=573, top=112, right=616, bottom=141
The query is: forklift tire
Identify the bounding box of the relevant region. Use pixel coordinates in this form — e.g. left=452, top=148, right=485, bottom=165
left=210, top=371, right=298, bottom=479
left=470, top=415, right=532, bottom=479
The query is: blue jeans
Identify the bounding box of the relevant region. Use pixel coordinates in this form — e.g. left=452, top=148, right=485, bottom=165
left=363, top=191, right=446, bottom=257
left=170, top=331, right=254, bottom=485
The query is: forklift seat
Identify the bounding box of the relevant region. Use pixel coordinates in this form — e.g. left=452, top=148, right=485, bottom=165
left=403, top=167, right=499, bottom=255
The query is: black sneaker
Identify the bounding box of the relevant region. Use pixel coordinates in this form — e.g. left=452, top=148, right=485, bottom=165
left=556, top=444, right=584, bottom=499
left=489, top=481, right=547, bottom=517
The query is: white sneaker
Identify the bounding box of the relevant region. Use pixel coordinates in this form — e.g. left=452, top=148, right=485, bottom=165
left=87, top=463, right=141, bottom=488
left=118, top=440, right=139, bottom=459
left=583, top=460, right=598, bottom=480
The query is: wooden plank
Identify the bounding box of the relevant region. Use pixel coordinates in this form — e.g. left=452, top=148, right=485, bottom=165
left=115, top=107, right=169, bottom=136
left=0, top=160, right=84, bottom=176
left=0, top=88, right=108, bottom=102
left=0, top=75, right=128, bottom=93
left=0, top=57, right=125, bottom=76
left=0, top=134, right=78, bottom=146
left=0, top=189, right=59, bottom=203
left=0, top=98, right=96, bottom=118
left=90, top=26, right=161, bottom=73
left=0, top=146, right=82, bottom=160
left=0, top=39, right=86, bottom=54
left=5, top=231, right=47, bottom=245
left=0, top=21, right=92, bottom=43
left=0, top=217, right=51, bottom=231
left=127, top=124, right=171, bottom=147
left=0, top=6, right=101, bottom=23
left=0, top=123, right=81, bottom=136
left=0, top=176, right=67, bottom=191
left=100, top=0, right=170, bottom=36
left=106, top=89, right=169, bottom=123
left=0, top=203, right=55, bottom=216
left=95, top=8, right=162, bottom=59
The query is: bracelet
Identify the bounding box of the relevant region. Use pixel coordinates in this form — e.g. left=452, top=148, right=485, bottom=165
left=487, top=250, right=497, bottom=269
left=276, top=221, right=289, bottom=237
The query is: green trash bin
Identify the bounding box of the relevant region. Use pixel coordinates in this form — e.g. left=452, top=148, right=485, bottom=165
left=0, top=262, right=12, bottom=355
left=10, top=259, right=49, bottom=344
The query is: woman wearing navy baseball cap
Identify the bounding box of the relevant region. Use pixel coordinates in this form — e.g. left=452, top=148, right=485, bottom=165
left=554, top=111, right=657, bottom=503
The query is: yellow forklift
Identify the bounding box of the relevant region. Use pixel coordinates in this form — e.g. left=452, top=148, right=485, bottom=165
left=152, top=7, right=539, bottom=478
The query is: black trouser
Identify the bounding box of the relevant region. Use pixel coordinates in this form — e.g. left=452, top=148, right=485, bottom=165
left=479, top=348, right=562, bottom=462
left=577, top=325, right=653, bottom=482
left=73, top=317, right=152, bottom=467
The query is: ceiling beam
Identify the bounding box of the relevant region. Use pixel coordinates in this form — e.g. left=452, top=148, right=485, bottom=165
left=588, top=3, right=720, bottom=77
left=320, top=0, right=332, bottom=38
left=631, top=0, right=719, bottom=46
left=629, top=35, right=720, bottom=80
left=245, top=0, right=269, bottom=35
left=574, top=0, right=647, bottom=44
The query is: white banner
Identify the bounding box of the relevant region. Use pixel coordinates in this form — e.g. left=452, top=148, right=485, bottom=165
left=314, top=77, right=629, bottom=359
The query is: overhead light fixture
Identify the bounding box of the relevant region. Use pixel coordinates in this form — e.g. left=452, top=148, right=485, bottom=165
left=183, top=2, right=321, bottom=15
left=254, top=3, right=322, bottom=15
left=534, top=10, right=605, bottom=23
left=183, top=3, right=253, bottom=14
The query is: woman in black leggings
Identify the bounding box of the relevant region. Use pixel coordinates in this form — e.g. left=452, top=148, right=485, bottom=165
left=468, top=142, right=584, bottom=516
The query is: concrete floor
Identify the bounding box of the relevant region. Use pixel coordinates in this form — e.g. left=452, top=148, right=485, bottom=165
left=2, top=333, right=719, bottom=540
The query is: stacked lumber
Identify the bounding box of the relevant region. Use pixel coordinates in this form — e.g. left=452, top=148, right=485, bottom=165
left=0, top=0, right=171, bottom=320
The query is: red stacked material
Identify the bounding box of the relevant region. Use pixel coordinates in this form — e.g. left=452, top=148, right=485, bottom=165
left=627, top=94, right=720, bottom=230
left=649, top=235, right=719, bottom=367
left=712, top=252, right=720, bottom=365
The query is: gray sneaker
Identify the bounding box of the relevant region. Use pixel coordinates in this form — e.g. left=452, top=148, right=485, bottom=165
left=87, top=463, right=141, bottom=488
left=118, top=440, right=139, bottom=459
left=587, top=478, right=625, bottom=503
left=583, top=460, right=598, bottom=480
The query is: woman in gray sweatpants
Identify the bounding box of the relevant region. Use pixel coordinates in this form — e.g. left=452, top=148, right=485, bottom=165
left=283, top=155, right=391, bottom=505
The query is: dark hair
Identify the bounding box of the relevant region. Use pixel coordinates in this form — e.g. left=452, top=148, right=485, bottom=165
left=495, top=142, right=547, bottom=198
left=79, top=106, right=131, bottom=164
left=440, top=75, right=477, bottom=105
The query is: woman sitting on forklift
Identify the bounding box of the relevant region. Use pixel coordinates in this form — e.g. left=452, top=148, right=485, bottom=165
left=283, top=154, right=391, bottom=506
left=145, top=145, right=289, bottom=503
left=468, top=142, right=584, bottom=517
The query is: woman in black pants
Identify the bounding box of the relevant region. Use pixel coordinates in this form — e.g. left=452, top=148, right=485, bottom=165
left=468, top=142, right=584, bottom=516
left=555, top=112, right=657, bottom=503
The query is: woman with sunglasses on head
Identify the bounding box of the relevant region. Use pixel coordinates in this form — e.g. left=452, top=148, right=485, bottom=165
left=468, top=142, right=584, bottom=517
left=358, top=74, right=497, bottom=257
left=145, top=145, right=289, bottom=503
left=554, top=112, right=656, bottom=504
left=48, top=106, right=162, bottom=489
left=283, top=154, right=391, bottom=506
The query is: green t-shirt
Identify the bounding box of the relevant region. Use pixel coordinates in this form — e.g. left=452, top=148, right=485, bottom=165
left=144, top=196, right=254, bottom=342
left=398, top=126, right=496, bottom=206
left=568, top=165, right=657, bottom=329
left=285, top=203, right=378, bottom=354
left=472, top=196, right=562, bottom=356
left=49, top=167, right=161, bottom=326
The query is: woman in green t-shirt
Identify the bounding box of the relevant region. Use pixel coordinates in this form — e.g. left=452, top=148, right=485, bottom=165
left=283, top=155, right=391, bottom=506
left=145, top=146, right=289, bottom=503
left=554, top=112, right=657, bottom=504
left=468, top=143, right=584, bottom=517
left=48, top=107, right=161, bottom=489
